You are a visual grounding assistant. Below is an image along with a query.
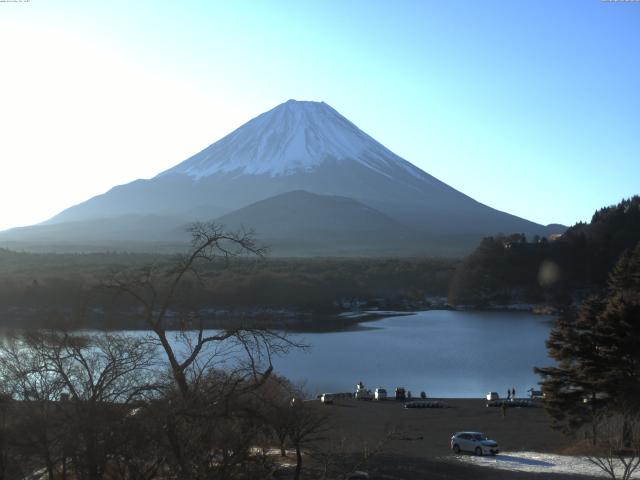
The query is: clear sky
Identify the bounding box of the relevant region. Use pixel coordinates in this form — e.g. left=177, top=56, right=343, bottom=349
left=1, top=0, right=638, bottom=231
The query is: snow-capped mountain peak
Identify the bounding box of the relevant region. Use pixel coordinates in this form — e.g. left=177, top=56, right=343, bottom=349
left=159, top=99, right=424, bottom=180
left=8, top=99, right=556, bottom=254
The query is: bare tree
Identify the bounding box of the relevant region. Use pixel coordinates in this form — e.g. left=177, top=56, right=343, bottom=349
left=287, top=400, right=329, bottom=480
left=255, top=375, right=301, bottom=457
left=103, top=222, right=294, bottom=396
left=0, top=393, right=24, bottom=480
left=309, top=427, right=401, bottom=480
left=103, top=222, right=300, bottom=479
left=0, top=330, right=160, bottom=480
left=109, top=405, right=167, bottom=480
left=1, top=223, right=302, bottom=480
left=586, top=411, right=640, bottom=480
left=0, top=331, right=68, bottom=479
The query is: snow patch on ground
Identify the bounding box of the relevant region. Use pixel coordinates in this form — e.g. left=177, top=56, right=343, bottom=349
left=452, top=451, right=639, bottom=478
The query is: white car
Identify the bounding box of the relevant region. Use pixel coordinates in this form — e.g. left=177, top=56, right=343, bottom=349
left=486, top=392, right=500, bottom=401
left=527, top=388, right=544, bottom=399
left=355, top=388, right=373, bottom=400
left=374, top=388, right=387, bottom=400
left=320, top=393, right=334, bottom=404
left=451, top=432, right=499, bottom=455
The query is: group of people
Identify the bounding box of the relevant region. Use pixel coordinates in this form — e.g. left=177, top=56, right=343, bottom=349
left=501, top=387, right=518, bottom=417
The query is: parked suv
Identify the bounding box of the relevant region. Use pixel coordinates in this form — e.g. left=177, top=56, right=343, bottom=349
left=450, top=432, right=499, bottom=455
left=320, top=393, right=334, bottom=404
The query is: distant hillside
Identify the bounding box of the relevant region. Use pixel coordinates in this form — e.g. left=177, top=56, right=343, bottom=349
left=212, top=190, right=428, bottom=256
left=0, top=214, right=190, bottom=253
left=449, top=196, right=640, bottom=306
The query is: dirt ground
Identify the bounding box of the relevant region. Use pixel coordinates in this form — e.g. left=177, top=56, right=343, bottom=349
left=301, top=398, right=600, bottom=480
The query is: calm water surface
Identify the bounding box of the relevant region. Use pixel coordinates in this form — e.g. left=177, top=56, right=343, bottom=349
left=4, top=310, right=553, bottom=399
left=271, top=310, right=554, bottom=398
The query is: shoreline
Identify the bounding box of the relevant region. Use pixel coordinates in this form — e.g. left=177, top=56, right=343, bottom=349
left=0, top=304, right=558, bottom=333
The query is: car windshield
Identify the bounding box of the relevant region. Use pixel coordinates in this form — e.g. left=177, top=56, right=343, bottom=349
left=471, top=434, right=485, bottom=441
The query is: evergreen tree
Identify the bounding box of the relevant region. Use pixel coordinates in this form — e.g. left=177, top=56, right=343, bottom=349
left=597, top=243, right=640, bottom=415
left=451, top=196, right=640, bottom=306
left=535, top=242, right=640, bottom=444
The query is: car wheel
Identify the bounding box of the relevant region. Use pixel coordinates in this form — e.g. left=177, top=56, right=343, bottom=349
left=475, top=447, right=483, bottom=456
left=452, top=444, right=460, bottom=454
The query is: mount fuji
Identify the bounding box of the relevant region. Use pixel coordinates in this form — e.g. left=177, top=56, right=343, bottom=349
left=0, top=100, right=561, bottom=255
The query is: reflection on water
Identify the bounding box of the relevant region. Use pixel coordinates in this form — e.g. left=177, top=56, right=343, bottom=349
left=0, top=310, right=554, bottom=399
left=271, top=310, right=554, bottom=398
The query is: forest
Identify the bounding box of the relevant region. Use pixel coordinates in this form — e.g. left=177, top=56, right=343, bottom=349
left=0, top=249, right=455, bottom=329
left=0, top=196, right=638, bottom=329
left=449, top=196, right=640, bottom=307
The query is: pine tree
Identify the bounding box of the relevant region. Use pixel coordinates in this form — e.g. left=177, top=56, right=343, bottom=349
left=535, top=298, right=608, bottom=442
left=535, top=242, right=640, bottom=444
left=597, top=243, right=640, bottom=415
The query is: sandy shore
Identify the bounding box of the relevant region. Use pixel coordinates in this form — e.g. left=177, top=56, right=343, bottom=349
left=303, top=398, right=601, bottom=479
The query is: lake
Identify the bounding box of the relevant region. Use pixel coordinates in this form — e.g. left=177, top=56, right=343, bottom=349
left=270, top=310, right=555, bottom=398
left=1, top=310, right=554, bottom=399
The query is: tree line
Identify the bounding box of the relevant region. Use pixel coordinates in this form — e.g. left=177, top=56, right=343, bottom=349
left=449, top=196, right=640, bottom=307
left=0, top=250, right=455, bottom=329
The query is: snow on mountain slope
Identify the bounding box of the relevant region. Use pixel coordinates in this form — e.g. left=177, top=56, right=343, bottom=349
left=3, top=98, right=562, bottom=254
left=160, top=99, right=428, bottom=182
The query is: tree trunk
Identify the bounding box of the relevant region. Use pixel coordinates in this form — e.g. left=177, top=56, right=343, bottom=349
left=622, top=416, right=632, bottom=448
left=155, top=329, right=190, bottom=397
left=294, top=445, right=302, bottom=480
left=165, top=413, right=189, bottom=479
left=45, top=458, right=54, bottom=480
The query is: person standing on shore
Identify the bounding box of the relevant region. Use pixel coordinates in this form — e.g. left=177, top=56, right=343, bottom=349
left=512, top=387, right=516, bottom=399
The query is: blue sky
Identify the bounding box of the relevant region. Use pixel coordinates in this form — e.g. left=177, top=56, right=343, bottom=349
left=1, top=0, right=638, bottom=230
